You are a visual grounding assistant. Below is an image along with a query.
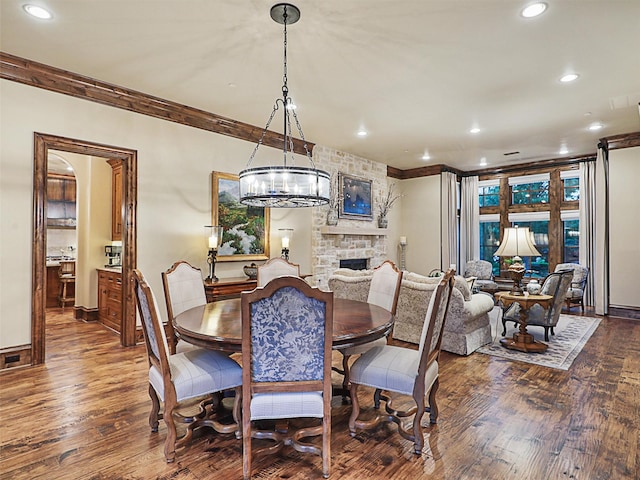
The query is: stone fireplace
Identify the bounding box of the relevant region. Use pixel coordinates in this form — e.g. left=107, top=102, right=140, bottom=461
left=309, top=145, right=390, bottom=288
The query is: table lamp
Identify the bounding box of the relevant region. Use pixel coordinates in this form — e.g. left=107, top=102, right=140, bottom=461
left=279, top=228, right=293, bottom=261
left=205, top=225, right=223, bottom=282
left=494, top=226, right=541, bottom=295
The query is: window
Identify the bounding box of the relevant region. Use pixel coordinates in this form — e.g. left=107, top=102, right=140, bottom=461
left=479, top=184, right=499, bottom=207
left=563, top=177, right=580, bottom=201
left=512, top=220, right=549, bottom=278
left=511, top=181, right=549, bottom=205
left=561, top=210, right=580, bottom=263
left=479, top=217, right=500, bottom=276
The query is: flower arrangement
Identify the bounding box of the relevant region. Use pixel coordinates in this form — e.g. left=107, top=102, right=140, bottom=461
left=376, top=182, right=402, bottom=218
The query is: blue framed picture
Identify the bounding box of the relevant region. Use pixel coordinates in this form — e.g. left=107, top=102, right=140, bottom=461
left=339, top=173, right=373, bottom=220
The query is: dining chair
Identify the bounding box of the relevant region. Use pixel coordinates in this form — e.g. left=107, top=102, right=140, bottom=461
left=133, top=269, right=242, bottom=463
left=501, top=269, right=574, bottom=341
left=348, top=269, right=455, bottom=455
left=241, top=275, right=333, bottom=479
left=256, top=257, right=300, bottom=287
left=161, top=260, right=207, bottom=354
left=336, top=260, right=403, bottom=395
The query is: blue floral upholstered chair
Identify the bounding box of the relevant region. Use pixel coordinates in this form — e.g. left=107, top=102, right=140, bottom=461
left=241, top=276, right=333, bottom=479
left=554, top=262, right=589, bottom=312
left=501, top=270, right=574, bottom=341
left=347, top=269, right=455, bottom=455
left=132, top=269, right=242, bottom=463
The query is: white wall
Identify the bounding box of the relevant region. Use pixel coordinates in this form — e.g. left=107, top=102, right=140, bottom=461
left=608, top=145, right=640, bottom=308
left=399, top=175, right=442, bottom=276
left=0, top=80, right=307, bottom=348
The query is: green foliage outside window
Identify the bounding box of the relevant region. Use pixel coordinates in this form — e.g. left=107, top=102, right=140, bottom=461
left=564, top=219, right=580, bottom=263
left=564, top=178, right=580, bottom=201
left=512, top=181, right=549, bottom=205
left=515, top=221, right=549, bottom=278
left=479, top=221, right=501, bottom=276
left=479, top=185, right=499, bottom=207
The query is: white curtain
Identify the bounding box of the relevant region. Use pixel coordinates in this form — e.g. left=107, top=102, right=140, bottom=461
left=460, top=175, right=479, bottom=270
left=440, top=171, right=458, bottom=272
left=593, top=146, right=609, bottom=315
left=579, top=160, right=596, bottom=308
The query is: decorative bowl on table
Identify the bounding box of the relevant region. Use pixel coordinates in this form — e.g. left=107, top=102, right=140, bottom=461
left=243, top=263, right=258, bottom=280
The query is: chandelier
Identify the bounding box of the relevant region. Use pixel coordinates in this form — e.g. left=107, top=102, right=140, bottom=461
left=238, top=3, right=330, bottom=208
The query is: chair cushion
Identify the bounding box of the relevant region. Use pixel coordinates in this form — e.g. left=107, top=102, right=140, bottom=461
left=350, top=345, right=438, bottom=396
left=566, top=287, right=584, bottom=300
left=149, top=348, right=242, bottom=402
left=339, top=336, right=387, bottom=356
left=250, top=392, right=324, bottom=420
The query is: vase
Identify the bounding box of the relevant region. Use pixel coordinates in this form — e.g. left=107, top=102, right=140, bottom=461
left=526, top=279, right=541, bottom=295
left=378, top=216, right=388, bottom=228
left=327, top=209, right=338, bottom=226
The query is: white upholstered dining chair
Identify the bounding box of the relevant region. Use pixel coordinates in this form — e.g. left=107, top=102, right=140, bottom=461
left=256, top=257, right=300, bottom=287
left=161, top=260, right=207, bottom=354
left=348, top=269, right=455, bottom=455
left=133, top=269, right=242, bottom=463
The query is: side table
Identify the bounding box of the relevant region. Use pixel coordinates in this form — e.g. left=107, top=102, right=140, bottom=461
left=495, top=292, right=553, bottom=353
left=204, top=276, right=257, bottom=302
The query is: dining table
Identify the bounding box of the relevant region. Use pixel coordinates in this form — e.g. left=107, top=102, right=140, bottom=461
left=173, top=297, right=395, bottom=353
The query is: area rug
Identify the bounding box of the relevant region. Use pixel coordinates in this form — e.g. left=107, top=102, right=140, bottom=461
left=476, top=308, right=601, bottom=370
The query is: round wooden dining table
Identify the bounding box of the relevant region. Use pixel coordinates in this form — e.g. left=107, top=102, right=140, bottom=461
left=173, top=297, right=394, bottom=353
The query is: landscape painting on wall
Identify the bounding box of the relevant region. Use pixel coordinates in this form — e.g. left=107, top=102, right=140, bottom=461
left=212, top=171, right=270, bottom=261
left=339, top=172, right=373, bottom=220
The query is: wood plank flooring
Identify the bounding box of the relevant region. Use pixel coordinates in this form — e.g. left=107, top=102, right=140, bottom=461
left=0, top=308, right=638, bottom=479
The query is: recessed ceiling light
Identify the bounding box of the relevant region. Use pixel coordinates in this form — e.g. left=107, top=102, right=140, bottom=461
left=23, top=4, right=53, bottom=19
left=422, top=153, right=431, bottom=161
left=357, top=129, right=368, bottom=137
left=66, top=166, right=74, bottom=172
left=560, top=73, right=579, bottom=83
left=521, top=2, right=547, bottom=18
left=480, top=157, right=487, bottom=166
left=588, top=123, right=603, bottom=131
left=470, top=127, right=481, bottom=134
left=559, top=146, right=569, bottom=155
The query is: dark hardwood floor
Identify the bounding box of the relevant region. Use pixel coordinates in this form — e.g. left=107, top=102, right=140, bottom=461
left=1, top=308, right=638, bottom=479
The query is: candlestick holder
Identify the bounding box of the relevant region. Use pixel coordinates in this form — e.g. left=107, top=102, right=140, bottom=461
left=204, top=225, right=223, bottom=282
left=400, top=243, right=407, bottom=271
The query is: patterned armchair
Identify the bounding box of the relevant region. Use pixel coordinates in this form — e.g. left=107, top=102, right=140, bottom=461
left=554, top=263, right=589, bottom=312
left=241, top=276, right=333, bottom=479
left=501, top=270, right=573, bottom=341
left=463, top=259, right=499, bottom=292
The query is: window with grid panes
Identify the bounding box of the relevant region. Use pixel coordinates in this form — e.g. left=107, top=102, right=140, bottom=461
left=479, top=185, right=499, bottom=207
left=511, top=181, right=549, bottom=205
left=563, top=177, right=580, bottom=201
left=563, top=219, right=580, bottom=263
left=479, top=220, right=501, bottom=276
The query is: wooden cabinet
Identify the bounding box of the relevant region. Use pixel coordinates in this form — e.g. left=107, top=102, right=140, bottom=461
left=204, top=277, right=257, bottom=302
left=108, top=160, right=123, bottom=241
left=47, top=174, right=77, bottom=228
left=98, top=268, right=122, bottom=333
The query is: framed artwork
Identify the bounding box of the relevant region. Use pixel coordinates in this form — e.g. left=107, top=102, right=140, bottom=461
left=212, top=171, right=270, bottom=261
left=339, top=173, right=373, bottom=220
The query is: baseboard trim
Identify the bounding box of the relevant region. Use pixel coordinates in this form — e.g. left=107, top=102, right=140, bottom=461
left=0, top=345, right=32, bottom=371
left=74, top=306, right=99, bottom=322
left=609, top=306, right=640, bottom=320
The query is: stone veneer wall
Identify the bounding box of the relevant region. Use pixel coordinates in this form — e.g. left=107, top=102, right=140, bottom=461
left=311, top=145, right=390, bottom=288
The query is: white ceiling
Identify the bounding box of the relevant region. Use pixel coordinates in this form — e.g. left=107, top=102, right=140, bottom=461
left=2, top=0, right=639, bottom=172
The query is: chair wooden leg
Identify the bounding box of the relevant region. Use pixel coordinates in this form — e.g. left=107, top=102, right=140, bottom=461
left=348, top=383, right=361, bottom=436
left=163, top=394, right=178, bottom=463
left=427, top=377, right=440, bottom=424
left=544, top=327, right=550, bottom=342
left=149, top=384, right=160, bottom=432
left=412, top=388, right=426, bottom=455
left=242, top=394, right=252, bottom=479
left=341, top=353, right=351, bottom=402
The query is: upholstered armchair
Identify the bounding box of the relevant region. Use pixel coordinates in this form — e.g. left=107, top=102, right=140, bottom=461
left=554, top=263, right=589, bottom=312
left=501, top=270, right=573, bottom=341
left=463, top=259, right=499, bottom=292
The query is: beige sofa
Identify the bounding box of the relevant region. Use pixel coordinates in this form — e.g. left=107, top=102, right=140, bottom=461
left=328, top=269, right=494, bottom=356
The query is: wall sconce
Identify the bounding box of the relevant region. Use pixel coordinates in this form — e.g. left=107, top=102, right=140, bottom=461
left=399, top=236, right=407, bottom=271
left=205, top=225, right=223, bottom=282
left=279, top=228, right=294, bottom=261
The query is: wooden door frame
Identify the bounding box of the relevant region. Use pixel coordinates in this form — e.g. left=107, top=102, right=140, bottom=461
left=32, top=133, right=138, bottom=364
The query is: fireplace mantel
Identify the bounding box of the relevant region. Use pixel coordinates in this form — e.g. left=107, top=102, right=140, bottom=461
left=320, top=226, right=387, bottom=237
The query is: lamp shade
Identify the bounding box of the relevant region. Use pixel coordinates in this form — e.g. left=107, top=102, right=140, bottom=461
left=494, top=227, right=541, bottom=258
